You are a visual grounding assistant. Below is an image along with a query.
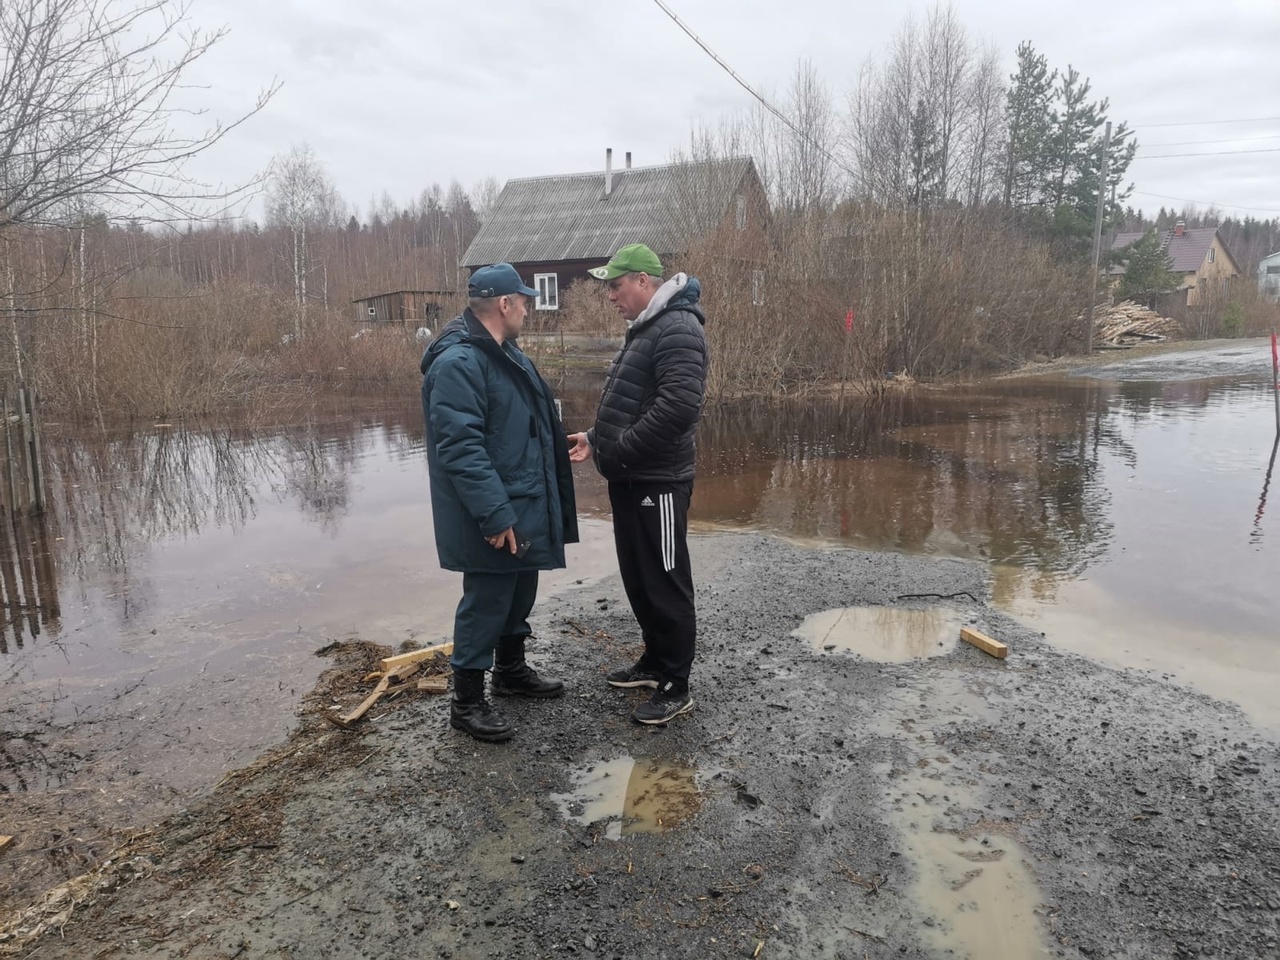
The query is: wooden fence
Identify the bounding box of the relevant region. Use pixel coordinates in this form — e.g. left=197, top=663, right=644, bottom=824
left=0, top=511, right=59, bottom=652
left=1, top=384, right=45, bottom=516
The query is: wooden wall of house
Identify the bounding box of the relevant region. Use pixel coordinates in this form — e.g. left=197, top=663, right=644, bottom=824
left=1187, top=234, right=1241, bottom=306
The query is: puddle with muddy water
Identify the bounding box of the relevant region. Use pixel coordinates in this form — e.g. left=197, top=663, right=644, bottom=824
left=551, top=755, right=702, bottom=839
left=880, top=675, right=1054, bottom=958
left=791, top=605, right=963, bottom=661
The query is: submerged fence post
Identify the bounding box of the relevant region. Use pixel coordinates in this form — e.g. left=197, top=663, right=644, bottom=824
left=0, top=385, right=45, bottom=516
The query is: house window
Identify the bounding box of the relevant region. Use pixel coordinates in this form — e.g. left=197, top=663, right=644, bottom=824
left=1266, top=266, right=1280, bottom=275
left=1208, top=247, right=1215, bottom=263
left=367, top=306, right=376, bottom=316
left=751, top=269, right=765, bottom=306
left=534, top=273, right=559, bottom=310
left=735, top=195, right=746, bottom=231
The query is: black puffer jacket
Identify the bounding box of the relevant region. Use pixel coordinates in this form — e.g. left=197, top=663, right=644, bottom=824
left=588, top=274, right=708, bottom=483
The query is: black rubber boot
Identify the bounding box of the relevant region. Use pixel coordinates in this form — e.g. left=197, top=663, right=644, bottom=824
left=449, top=667, right=513, bottom=742
left=491, top=636, right=565, bottom=699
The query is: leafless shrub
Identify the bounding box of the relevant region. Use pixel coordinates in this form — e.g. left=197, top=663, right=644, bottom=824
left=553, top=279, right=617, bottom=338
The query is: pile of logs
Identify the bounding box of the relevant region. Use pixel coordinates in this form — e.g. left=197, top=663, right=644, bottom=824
left=1094, top=300, right=1182, bottom=348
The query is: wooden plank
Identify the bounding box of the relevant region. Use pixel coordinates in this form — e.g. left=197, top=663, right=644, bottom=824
left=378, top=641, right=453, bottom=673
left=416, top=675, right=449, bottom=695
left=960, top=627, right=1008, bottom=659
left=0, top=835, right=13, bottom=857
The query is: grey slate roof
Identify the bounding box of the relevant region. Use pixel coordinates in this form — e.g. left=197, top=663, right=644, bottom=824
left=1111, top=227, right=1235, bottom=273
left=462, top=157, right=756, bottom=268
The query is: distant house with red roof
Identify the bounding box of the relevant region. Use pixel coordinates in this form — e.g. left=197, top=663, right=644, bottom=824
left=1110, top=221, right=1241, bottom=307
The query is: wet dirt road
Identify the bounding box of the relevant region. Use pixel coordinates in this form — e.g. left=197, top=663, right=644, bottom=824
left=5, top=533, right=1277, bottom=960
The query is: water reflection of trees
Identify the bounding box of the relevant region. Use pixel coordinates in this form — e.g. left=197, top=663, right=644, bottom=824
left=0, top=407, right=427, bottom=651
left=695, top=383, right=1123, bottom=587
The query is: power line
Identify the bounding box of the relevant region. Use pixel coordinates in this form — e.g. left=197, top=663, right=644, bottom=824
left=1136, top=115, right=1280, bottom=128
left=649, top=0, right=860, bottom=184
left=1135, top=147, right=1280, bottom=160
left=1142, top=133, right=1280, bottom=149
left=1129, top=190, right=1280, bottom=216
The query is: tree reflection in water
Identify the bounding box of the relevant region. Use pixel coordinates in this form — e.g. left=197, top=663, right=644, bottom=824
left=1, top=410, right=429, bottom=652
left=693, top=381, right=1123, bottom=597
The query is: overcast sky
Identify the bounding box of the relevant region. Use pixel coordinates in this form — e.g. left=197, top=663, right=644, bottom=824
left=176, top=0, right=1280, bottom=222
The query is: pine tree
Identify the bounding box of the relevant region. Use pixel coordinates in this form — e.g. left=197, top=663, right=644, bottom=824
left=1003, top=42, right=1056, bottom=207
left=1116, top=230, right=1180, bottom=305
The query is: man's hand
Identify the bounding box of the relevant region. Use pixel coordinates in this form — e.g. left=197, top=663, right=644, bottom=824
left=486, top=528, right=518, bottom=554
left=567, top=432, right=593, bottom=463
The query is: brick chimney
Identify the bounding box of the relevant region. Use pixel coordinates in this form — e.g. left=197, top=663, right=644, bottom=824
left=604, top=148, right=613, bottom=197
left=625, top=151, right=632, bottom=169
left=1174, top=220, right=1185, bottom=238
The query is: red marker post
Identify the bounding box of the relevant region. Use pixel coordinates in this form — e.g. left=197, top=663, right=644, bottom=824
left=1272, top=331, right=1279, bottom=434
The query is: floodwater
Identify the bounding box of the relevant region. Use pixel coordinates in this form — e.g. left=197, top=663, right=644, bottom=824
left=2, top=338, right=1277, bottom=905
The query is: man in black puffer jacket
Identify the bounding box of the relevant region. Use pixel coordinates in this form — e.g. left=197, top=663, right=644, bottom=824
left=568, top=244, right=708, bottom=725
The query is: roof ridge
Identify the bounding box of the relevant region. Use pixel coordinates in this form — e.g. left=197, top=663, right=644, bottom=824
left=504, top=156, right=751, bottom=185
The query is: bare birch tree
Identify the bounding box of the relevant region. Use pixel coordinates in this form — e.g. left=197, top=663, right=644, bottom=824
left=265, top=144, right=341, bottom=337
left=0, top=0, right=276, bottom=380
left=846, top=3, right=1002, bottom=210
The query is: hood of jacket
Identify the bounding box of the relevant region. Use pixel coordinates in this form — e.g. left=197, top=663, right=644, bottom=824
left=629, top=273, right=704, bottom=332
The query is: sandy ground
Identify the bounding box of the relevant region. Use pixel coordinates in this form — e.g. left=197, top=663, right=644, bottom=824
left=3, top=532, right=1277, bottom=960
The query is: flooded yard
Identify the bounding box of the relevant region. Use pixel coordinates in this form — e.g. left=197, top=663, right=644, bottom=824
left=2, top=338, right=1278, bottom=922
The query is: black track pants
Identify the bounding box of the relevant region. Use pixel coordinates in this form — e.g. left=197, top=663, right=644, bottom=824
left=607, top=480, right=696, bottom=690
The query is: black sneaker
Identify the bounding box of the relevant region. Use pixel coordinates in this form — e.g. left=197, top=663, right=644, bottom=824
left=605, top=662, right=662, bottom=689
left=632, top=683, right=694, bottom=725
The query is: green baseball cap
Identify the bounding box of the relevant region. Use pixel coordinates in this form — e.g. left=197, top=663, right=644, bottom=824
left=587, top=243, right=663, bottom=281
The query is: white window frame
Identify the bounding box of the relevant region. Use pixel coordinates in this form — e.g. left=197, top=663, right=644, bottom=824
left=367, top=305, right=376, bottom=316
left=751, top=269, right=765, bottom=306
left=1208, top=247, right=1215, bottom=263
left=735, top=194, right=747, bottom=230
left=534, top=272, right=559, bottom=310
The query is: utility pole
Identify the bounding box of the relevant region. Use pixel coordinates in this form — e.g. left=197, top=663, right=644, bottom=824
left=1087, top=121, right=1112, bottom=355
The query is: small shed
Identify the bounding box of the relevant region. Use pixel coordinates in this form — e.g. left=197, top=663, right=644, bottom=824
left=352, top=290, right=453, bottom=326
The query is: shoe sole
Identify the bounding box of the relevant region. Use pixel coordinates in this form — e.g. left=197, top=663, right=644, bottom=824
left=606, top=677, right=661, bottom=689
left=633, top=697, right=695, bottom=725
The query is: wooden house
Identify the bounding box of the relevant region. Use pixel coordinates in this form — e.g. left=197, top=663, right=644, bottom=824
left=461, top=151, right=769, bottom=320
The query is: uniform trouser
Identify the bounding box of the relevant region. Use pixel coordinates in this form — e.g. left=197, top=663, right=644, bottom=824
left=451, top=570, right=539, bottom=671
left=608, top=480, right=696, bottom=692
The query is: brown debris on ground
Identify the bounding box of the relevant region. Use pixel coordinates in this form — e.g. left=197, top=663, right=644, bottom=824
left=1094, top=300, right=1183, bottom=348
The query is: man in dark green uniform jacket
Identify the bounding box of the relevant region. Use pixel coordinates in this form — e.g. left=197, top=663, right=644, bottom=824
left=420, top=263, right=578, bottom=742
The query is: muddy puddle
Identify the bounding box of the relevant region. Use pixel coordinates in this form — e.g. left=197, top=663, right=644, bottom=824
left=791, top=605, right=964, bottom=661
left=551, top=755, right=702, bottom=839
left=879, top=672, right=1053, bottom=959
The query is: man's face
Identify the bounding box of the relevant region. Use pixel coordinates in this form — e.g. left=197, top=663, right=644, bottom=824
left=606, top=273, right=653, bottom=321
left=498, top=293, right=528, bottom=339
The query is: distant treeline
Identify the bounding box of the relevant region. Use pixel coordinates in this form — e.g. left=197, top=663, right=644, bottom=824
left=2, top=2, right=1276, bottom=419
